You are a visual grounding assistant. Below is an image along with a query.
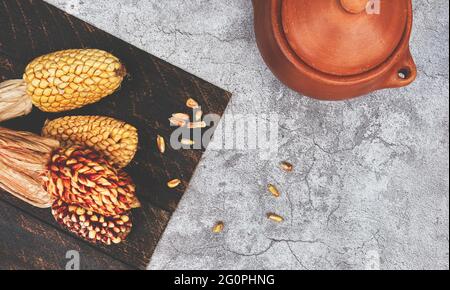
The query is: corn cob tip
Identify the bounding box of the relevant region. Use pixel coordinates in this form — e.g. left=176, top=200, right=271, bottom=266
left=131, top=197, right=141, bottom=209
left=115, top=64, right=127, bottom=78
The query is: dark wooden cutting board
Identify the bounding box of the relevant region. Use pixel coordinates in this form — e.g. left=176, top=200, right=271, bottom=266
left=0, top=0, right=231, bottom=269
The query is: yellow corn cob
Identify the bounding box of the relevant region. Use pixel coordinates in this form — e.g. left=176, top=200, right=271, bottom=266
left=25, top=49, right=125, bottom=112
left=0, top=49, right=126, bottom=122
left=42, top=116, right=138, bottom=168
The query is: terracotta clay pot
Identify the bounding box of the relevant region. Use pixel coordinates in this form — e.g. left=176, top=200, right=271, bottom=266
left=253, top=0, right=417, bottom=100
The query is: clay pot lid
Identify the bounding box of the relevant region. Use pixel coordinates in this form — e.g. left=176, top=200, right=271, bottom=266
left=281, top=0, right=409, bottom=76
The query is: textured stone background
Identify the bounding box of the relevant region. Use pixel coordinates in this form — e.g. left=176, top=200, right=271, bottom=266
left=46, top=0, right=449, bottom=270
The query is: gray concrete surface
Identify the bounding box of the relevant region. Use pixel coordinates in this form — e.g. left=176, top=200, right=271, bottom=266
left=47, top=0, right=449, bottom=270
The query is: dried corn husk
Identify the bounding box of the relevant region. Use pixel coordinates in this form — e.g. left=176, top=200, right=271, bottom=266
left=0, top=127, right=60, bottom=207
left=0, top=80, right=32, bottom=122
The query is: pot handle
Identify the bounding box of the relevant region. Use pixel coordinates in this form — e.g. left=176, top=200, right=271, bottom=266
left=381, top=48, right=417, bottom=89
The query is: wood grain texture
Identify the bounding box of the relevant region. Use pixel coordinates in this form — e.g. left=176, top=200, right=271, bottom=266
left=0, top=0, right=231, bottom=269
left=0, top=200, right=132, bottom=270
left=0, top=192, right=171, bottom=269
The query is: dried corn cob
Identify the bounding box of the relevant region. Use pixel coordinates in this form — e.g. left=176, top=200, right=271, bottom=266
left=43, top=146, right=141, bottom=216
left=1, top=128, right=139, bottom=245
left=42, top=116, right=138, bottom=168
left=0, top=49, right=126, bottom=122
left=0, top=127, right=60, bottom=208
left=52, top=199, right=132, bottom=245
left=0, top=128, right=140, bottom=212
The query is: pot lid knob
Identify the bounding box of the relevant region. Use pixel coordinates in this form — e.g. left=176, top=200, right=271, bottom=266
left=340, top=0, right=368, bottom=14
